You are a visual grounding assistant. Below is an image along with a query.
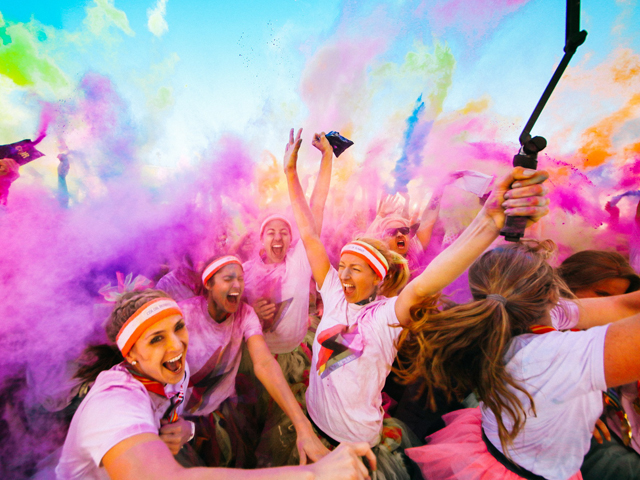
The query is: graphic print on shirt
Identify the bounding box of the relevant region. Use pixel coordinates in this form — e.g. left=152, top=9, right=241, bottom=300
left=249, top=265, right=293, bottom=332
left=185, top=344, right=229, bottom=413
left=316, top=323, right=364, bottom=379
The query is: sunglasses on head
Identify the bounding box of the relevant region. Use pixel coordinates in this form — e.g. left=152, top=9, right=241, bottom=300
left=384, top=223, right=419, bottom=238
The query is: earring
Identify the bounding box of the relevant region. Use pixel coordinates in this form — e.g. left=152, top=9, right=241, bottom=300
left=131, top=360, right=137, bottom=366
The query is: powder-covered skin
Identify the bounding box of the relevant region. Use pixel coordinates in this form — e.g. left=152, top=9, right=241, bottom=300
left=1, top=1, right=640, bottom=477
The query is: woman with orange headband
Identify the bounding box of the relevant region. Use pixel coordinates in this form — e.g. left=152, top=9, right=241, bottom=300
left=179, top=255, right=329, bottom=468
left=57, top=289, right=377, bottom=479
left=283, top=127, right=551, bottom=479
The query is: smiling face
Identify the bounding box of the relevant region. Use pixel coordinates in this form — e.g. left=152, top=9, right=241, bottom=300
left=261, top=219, right=291, bottom=264
left=573, top=277, right=631, bottom=298
left=205, top=263, right=244, bottom=321
left=338, top=253, right=381, bottom=303
left=383, top=220, right=410, bottom=256
left=125, top=313, right=188, bottom=385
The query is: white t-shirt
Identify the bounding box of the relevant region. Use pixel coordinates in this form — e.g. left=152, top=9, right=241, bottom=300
left=242, top=240, right=312, bottom=354
left=56, top=363, right=188, bottom=480
left=180, top=297, right=263, bottom=416
left=481, top=322, right=609, bottom=480
left=306, top=267, right=401, bottom=447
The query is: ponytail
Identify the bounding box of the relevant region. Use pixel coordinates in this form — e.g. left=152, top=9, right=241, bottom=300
left=395, top=239, right=564, bottom=455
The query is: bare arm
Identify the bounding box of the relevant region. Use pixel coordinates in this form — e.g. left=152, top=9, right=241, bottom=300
left=395, top=167, right=551, bottom=326
left=574, top=290, right=640, bottom=329
left=103, top=432, right=375, bottom=480
left=247, top=334, right=329, bottom=464
left=308, top=132, right=334, bottom=234
left=415, top=187, right=443, bottom=251
left=604, top=313, right=640, bottom=387
left=284, top=128, right=331, bottom=289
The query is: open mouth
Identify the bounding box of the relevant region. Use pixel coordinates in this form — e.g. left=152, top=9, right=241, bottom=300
left=227, top=292, right=239, bottom=305
left=271, top=244, right=284, bottom=257
left=397, top=239, right=406, bottom=248
left=342, top=283, right=355, bottom=296
left=163, top=353, right=183, bottom=373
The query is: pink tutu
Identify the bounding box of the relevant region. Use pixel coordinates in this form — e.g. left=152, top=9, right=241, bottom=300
left=405, top=408, right=583, bottom=480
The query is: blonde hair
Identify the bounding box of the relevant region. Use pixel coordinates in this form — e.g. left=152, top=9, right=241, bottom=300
left=395, top=239, right=573, bottom=456
left=355, top=237, right=410, bottom=297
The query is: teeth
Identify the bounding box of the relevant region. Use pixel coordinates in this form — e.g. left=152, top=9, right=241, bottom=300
left=166, top=353, right=182, bottom=363
left=343, top=283, right=354, bottom=288
left=228, top=292, right=239, bottom=296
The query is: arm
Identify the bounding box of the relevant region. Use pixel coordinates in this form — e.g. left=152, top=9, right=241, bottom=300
left=604, top=313, right=640, bottom=387
left=415, top=187, right=444, bottom=251
left=104, top=432, right=375, bottom=480
left=284, top=128, right=331, bottom=289
left=246, top=334, right=329, bottom=464
left=574, top=290, right=640, bottom=329
left=395, top=167, right=550, bottom=326
left=308, top=132, right=334, bottom=234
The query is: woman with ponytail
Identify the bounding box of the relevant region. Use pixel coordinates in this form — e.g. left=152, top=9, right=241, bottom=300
left=398, top=241, right=640, bottom=480
left=283, top=128, right=550, bottom=479
left=56, top=289, right=378, bottom=480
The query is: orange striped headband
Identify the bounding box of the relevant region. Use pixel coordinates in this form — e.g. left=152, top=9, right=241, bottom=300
left=202, top=255, right=242, bottom=285
left=116, top=298, right=182, bottom=357
left=340, top=240, right=389, bottom=279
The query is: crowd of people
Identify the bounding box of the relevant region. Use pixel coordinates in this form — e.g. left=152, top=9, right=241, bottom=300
left=2, top=129, right=640, bottom=480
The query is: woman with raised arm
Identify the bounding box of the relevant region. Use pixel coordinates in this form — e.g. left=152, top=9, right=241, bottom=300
left=283, top=127, right=550, bottom=479
left=57, top=289, right=376, bottom=480
left=179, top=255, right=329, bottom=468
left=395, top=241, right=640, bottom=480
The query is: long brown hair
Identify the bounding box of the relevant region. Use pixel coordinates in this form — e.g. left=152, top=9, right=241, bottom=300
left=558, top=250, right=640, bottom=293
left=395, top=240, right=572, bottom=455
left=75, top=289, right=171, bottom=384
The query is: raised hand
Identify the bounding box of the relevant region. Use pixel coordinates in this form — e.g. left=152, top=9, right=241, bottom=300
left=284, top=128, right=303, bottom=174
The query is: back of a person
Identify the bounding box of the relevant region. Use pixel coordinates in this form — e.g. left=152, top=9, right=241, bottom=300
left=481, top=329, right=607, bottom=480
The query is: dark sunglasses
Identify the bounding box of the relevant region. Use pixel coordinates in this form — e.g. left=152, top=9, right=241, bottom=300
left=384, top=223, right=419, bottom=238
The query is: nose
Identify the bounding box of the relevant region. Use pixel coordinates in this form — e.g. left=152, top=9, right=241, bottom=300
left=340, top=267, right=351, bottom=280
left=166, top=331, right=183, bottom=352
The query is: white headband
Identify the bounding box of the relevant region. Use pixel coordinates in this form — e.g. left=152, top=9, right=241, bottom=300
left=340, top=240, right=389, bottom=279
left=202, top=255, right=242, bottom=285
left=116, top=298, right=182, bottom=356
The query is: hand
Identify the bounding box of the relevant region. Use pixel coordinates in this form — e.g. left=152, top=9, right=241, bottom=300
left=284, top=128, right=303, bottom=174
left=296, top=427, right=331, bottom=465
left=159, top=417, right=193, bottom=455
left=312, top=132, right=332, bottom=156
left=253, top=298, right=276, bottom=329
left=592, top=418, right=611, bottom=444
left=307, top=442, right=376, bottom=480
left=481, top=167, right=549, bottom=230
left=0, top=158, right=20, bottom=181
left=377, top=193, right=402, bottom=218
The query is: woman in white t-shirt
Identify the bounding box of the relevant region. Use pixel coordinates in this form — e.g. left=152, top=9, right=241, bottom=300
left=398, top=241, right=640, bottom=480
left=283, top=127, right=551, bottom=479
left=56, top=289, right=377, bottom=480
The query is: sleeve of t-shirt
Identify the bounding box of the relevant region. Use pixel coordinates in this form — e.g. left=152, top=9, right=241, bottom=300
left=318, top=266, right=344, bottom=314
left=241, top=303, right=265, bottom=341
left=77, top=382, right=158, bottom=467
left=550, top=299, right=580, bottom=330
left=521, top=325, right=609, bottom=402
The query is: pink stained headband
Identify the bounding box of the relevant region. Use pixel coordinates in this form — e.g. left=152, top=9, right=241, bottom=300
left=116, top=298, right=182, bottom=357
left=202, top=255, right=242, bottom=285
left=340, top=240, right=389, bottom=279
left=259, top=214, right=292, bottom=238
